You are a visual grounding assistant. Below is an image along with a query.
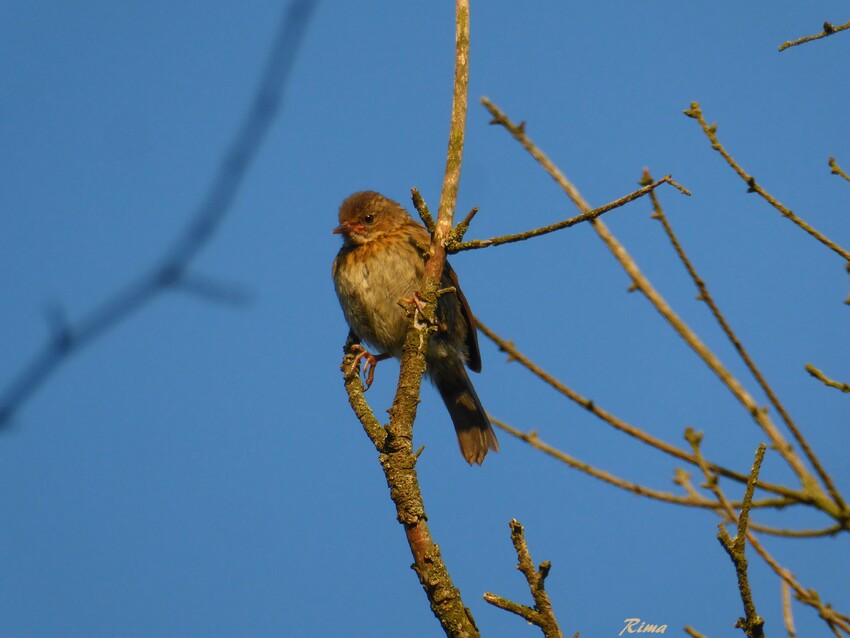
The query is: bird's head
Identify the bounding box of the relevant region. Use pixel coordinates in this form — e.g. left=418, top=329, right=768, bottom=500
left=333, top=191, right=407, bottom=246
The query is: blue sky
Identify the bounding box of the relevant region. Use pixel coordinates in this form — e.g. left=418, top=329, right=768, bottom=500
left=2, top=3, right=849, bottom=637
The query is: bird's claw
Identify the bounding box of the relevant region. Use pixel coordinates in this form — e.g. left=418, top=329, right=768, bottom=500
left=348, top=344, right=386, bottom=391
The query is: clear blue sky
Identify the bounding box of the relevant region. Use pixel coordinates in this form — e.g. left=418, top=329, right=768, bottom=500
left=2, top=3, right=849, bottom=637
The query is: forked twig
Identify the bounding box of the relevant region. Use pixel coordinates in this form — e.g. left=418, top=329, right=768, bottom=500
left=715, top=444, right=766, bottom=638
left=484, top=519, right=565, bottom=638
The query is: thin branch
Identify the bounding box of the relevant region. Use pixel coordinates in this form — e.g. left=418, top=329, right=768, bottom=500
left=448, top=175, right=690, bottom=252
left=435, top=0, right=470, bottom=240
left=492, top=417, right=756, bottom=510
left=829, top=156, right=850, bottom=184
left=673, top=469, right=791, bottom=512
left=778, top=19, right=850, bottom=52
left=685, top=627, right=710, bottom=638
left=0, top=0, right=319, bottom=427
left=477, top=319, right=805, bottom=503
left=805, top=364, right=850, bottom=393
left=646, top=168, right=848, bottom=517
left=684, top=102, right=850, bottom=262
left=484, top=519, right=565, bottom=638
left=747, top=521, right=843, bottom=539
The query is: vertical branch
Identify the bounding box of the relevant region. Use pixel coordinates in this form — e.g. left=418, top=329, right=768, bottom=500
left=354, top=2, right=478, bottom=636
left=428, top=0, right=470, bottom=268
left=717, top=445, right=766, bottom=638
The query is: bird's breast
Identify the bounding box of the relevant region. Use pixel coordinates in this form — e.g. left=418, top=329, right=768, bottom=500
left=333, top=237, right=423, bottom=356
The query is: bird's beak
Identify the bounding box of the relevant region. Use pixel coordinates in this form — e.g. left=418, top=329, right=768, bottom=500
left=332, top=221, right=364, bottom=235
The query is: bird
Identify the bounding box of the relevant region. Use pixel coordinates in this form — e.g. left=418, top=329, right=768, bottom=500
left=332, top=191, right=498, bottom=465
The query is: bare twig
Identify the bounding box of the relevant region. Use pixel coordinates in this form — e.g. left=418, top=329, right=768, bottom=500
left=685, top=627, right=710, bottom=638
left=646, top=168, right=848, bottom=516
left=778, top=19, right=850, bottom=52
left=684, top=102, right=850, bottom=262
left=484, top=519, right=565, bottom=638
left=0, top=0, right=319, bottom=427
left=490, top=417, right=792, bottom=511
left=782, top=580, right=797, bottom=638
left=805, top=364, right=850, bottom=393
left=448, top=175, right=690, bottom=252
left=747, top=521, right=842, bottom=539
left=829, top=156, right=850, bottom=184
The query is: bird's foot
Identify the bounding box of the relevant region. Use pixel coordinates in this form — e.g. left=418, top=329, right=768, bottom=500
left=348, top=344, right=388, bottom=390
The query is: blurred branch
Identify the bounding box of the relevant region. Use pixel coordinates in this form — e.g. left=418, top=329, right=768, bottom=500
left=778, top=19, right=850, bottom=52
left=747, top=521, right=842, bottom=539
left=684, top=102, right=850, bottom=262
left=685, top=627, right=710, bottom=638
left=483, top=519, right=565, bottom=638
left=805, top=364, right=850, bottom=393
left=782, top=581, right=797, bottom=638
left=829, top=156, right=850, bottom=184
left=0, top=0, right=318, bottom=427
left=447, top=173, right=690, bottom=252
left=646, top=167, right=848, bottom=517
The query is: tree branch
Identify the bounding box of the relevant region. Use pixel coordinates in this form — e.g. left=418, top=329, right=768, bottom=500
left=481, top=98, right=841, bottom=521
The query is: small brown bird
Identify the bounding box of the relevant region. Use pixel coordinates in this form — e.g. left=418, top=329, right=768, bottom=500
left=332, top=191, right=498, bottom=464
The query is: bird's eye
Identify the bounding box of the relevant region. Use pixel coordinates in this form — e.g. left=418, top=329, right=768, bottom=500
left=364, top=214, right=375, bottom=224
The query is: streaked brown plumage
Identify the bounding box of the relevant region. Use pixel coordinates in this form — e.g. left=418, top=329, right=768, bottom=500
left=332, top=191, right=498, bottom=465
